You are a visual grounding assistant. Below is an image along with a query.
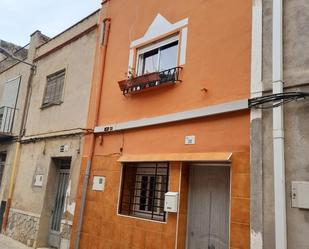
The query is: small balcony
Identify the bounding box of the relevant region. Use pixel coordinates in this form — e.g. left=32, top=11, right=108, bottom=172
left=118, top=67, right=182, bottom=95
left=0, top=106, right=16, bottom=140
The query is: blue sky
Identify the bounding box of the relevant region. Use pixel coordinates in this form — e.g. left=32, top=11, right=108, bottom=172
left=0, top=0, right=101, bottom=46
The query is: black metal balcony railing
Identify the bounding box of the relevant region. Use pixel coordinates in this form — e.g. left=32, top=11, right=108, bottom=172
left=119, top=67, right=182, bottom=95
left=0, top=106, right=16, bottom=135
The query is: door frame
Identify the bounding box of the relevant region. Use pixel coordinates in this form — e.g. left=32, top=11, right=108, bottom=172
left=47, top=157, right=71, bottom=248
left=185, top=163, right=232, bottom=249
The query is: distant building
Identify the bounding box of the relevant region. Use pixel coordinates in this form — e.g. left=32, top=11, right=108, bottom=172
left=0, top=39, right=29, bottom=72
left=0, top=31, right=46, bottom=235
left=0, top=10, right=99, bottom=249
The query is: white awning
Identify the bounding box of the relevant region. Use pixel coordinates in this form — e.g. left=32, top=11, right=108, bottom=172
left=118, top=152, right=232, bottom=162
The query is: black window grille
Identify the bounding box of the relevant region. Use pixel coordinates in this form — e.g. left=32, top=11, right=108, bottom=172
left=119, top=162, right=169, bottom=222
left=0, top=153, right=6, bottom=187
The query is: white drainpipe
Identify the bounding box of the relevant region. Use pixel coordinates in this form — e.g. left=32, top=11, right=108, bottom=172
left=272, top=0, right=287, bottom=248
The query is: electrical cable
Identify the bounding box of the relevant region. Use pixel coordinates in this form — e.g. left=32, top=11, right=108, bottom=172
left=249, top=91, right=309, bottom=109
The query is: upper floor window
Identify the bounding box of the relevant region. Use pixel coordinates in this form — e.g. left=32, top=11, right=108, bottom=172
left=42, top=69, right=65, bottom=108
left=118, top=15, right=187, bottom=95
left=136, top=35, right=179, bottom=76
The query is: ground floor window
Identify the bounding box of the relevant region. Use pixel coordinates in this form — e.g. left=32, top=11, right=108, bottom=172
left=0, top=152, right=6, bottom=188
left=119, top=162, right=169, bottom=222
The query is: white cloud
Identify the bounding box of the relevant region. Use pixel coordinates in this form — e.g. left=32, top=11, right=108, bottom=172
left=0, top=0, right=101, bottom=45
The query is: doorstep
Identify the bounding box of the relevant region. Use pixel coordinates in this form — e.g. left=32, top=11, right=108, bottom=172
left=0, top=234, right=32, bottom=249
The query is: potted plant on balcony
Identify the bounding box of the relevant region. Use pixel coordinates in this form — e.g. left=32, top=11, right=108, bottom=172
left=118, top=67, right=160, bottom=92
left=118, top=68, right=134, bottom=91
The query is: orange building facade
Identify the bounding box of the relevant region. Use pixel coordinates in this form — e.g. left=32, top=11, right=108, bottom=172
left=71, top=0, right=252, bottom=248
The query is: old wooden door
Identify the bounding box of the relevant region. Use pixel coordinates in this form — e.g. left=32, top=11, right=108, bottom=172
left=187, top=165, right=230, bottom=249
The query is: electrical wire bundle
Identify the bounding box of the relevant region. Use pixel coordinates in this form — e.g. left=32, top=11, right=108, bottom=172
left=249, top=92, right=309, bottom=109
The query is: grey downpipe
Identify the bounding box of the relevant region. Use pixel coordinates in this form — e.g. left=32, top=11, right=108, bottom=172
left=74, top=15, right=111, bottom=249
left=74, top=158, right=91, bottom=249
left=272, top=0, right=287, bottom=248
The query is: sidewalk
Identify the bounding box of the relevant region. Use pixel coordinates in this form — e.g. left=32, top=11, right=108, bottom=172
left=0, top=234, right=31, bottom=249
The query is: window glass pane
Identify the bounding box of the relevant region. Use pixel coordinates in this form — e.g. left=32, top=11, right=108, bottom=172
left=140, top=176, right=148, bottom=211
left=142, top=49, right=158, bottom=74
left=159, top=41, right=178, bottom=71
left=148, top=176, right=155, bottom=211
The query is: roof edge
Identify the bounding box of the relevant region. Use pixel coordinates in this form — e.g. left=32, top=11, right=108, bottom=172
left=36, top=8, right=100, bottom=50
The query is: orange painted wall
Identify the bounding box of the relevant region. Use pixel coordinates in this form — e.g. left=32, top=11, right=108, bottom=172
left=93, top=110, right=249, bottom=156
left=71, top=151, right=250, bottom=249
left=72, top=0, right=252, bottom=248
left=95, top=0, right=251, bottom=126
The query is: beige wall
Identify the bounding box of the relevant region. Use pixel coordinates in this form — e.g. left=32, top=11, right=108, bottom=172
left=0, top=31, right=46, bottom=205
left=250, top=1, right=309, bottom=248
left=24, top=26, right=97, bottom=136
left=0, top=142, right=17, bottom=201
left=6, top=11, right=98, bottom=248
left=7, top=136, right=83, bottom=248
left=12, top=136, right=83, bottom=216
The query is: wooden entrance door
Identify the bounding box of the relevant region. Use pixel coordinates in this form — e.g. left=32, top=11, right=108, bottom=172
left=187, top=166, right=230, bottom=249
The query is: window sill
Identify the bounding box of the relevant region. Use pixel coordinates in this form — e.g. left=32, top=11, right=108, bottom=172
left=117, top=213, right=168, bottom=224
left=40, top=101, right=63, bottom=109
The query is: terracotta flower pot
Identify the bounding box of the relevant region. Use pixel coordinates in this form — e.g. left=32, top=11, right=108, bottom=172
left=118, top=72, right=160, bottom=91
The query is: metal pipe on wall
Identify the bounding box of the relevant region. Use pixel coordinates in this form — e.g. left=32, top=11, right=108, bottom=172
left=272, top=0, right=287, bottom=248
left=174, top=163, right=182, bottom=249
left=73, top=13, right=111, bottom=249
